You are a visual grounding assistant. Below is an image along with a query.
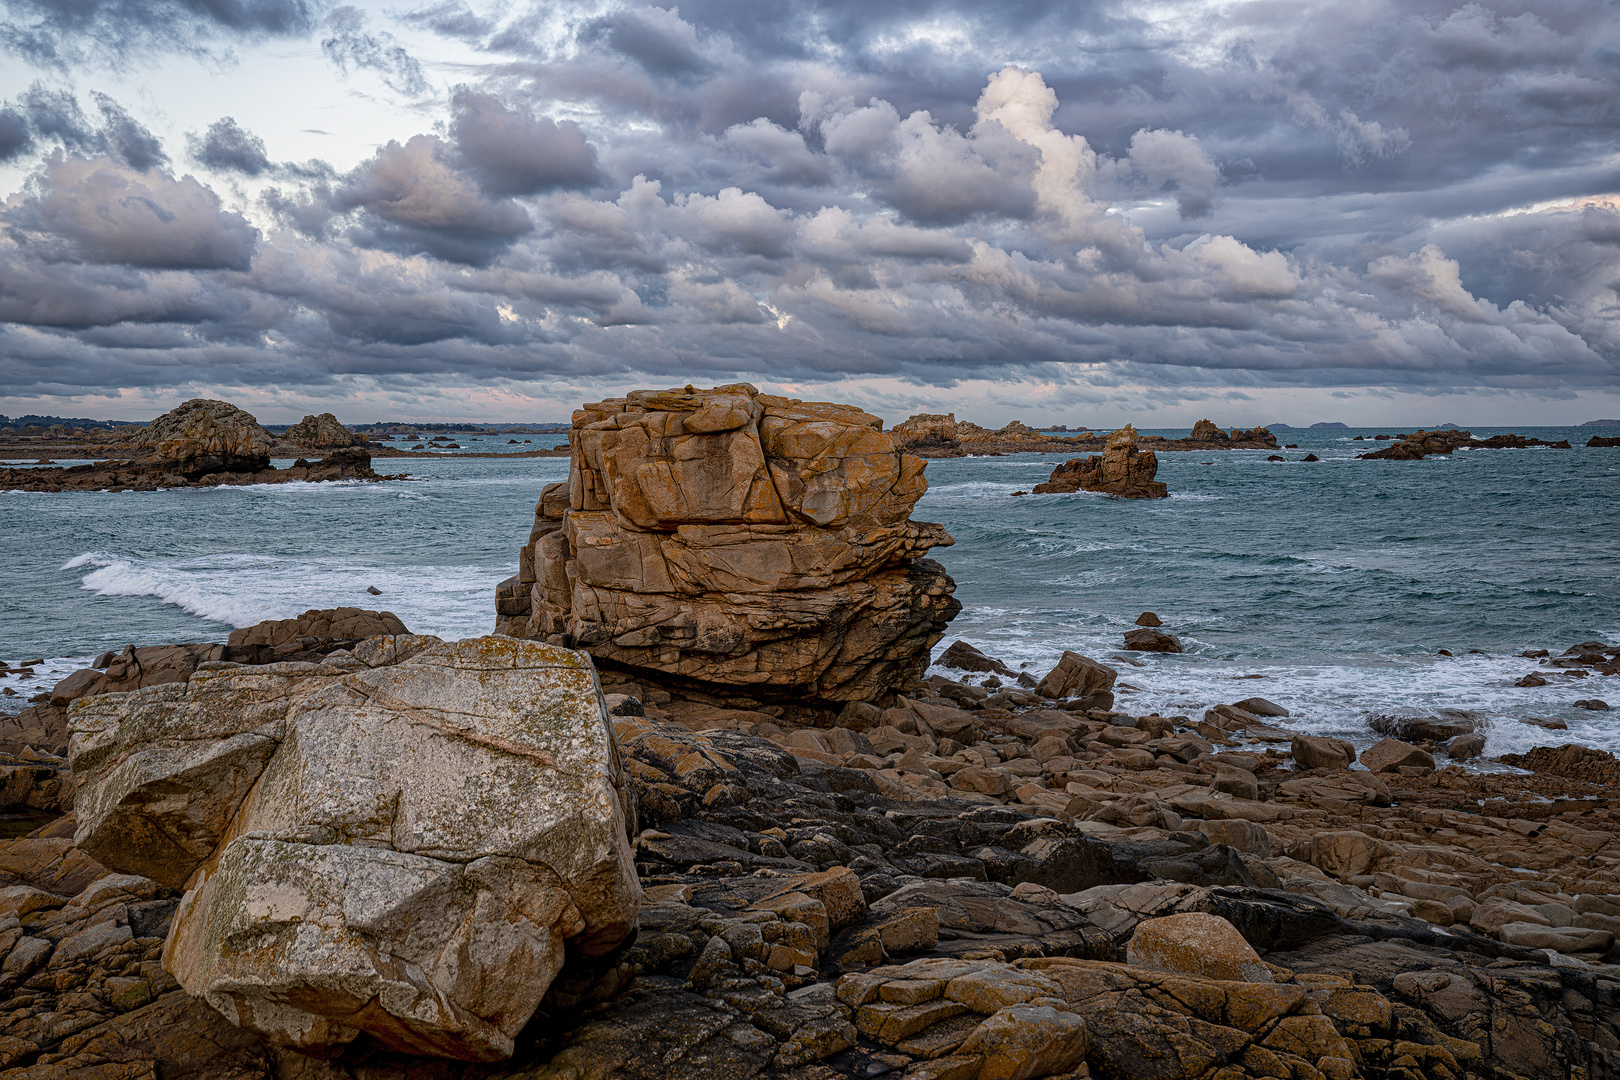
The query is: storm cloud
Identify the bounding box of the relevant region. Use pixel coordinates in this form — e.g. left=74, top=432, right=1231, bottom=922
left=1, top=0, right=1618, bottom=419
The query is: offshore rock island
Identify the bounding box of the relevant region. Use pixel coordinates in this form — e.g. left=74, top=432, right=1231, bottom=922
left=0, top=391, right=1616, bottom=1080
left=0, top=400, right=396, bottom=491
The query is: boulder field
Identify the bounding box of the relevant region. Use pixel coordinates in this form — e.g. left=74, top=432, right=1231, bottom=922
left=491, top=384, right=960, bottom=706
left=1, top=617, right=1618, bottom=1080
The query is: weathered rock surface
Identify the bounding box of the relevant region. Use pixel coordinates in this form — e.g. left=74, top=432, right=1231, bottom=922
left=889, top=413, right=965, bottom=456
left=1123, top=628, right=1183, bottom=653
left=496, top=384, right=960, bottom=704
left=130, top=399, right=273, bottom=477
left=283, top=413, right=361, bottom=449
left=1033, top=426, right=1168, bottom=499
left=225, top=606, right=411, bottom=660
left=68, top=635, right=640, bottom=1060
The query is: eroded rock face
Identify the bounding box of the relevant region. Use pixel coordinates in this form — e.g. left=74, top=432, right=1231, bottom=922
left=284, top=412, right=360, bottom=448
left=130, top=399, right=274, bottom=477
left=1032, top=426, right=1168, bottom=499
left=499, top=384, right=960, bottom=703
left=67, top=636, right=639, bottom=1061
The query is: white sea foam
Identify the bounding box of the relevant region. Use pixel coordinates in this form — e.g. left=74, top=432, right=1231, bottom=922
left=62, top=550, right=504, bottom=637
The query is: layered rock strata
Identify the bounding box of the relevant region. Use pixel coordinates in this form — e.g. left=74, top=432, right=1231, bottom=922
left=67, top=635, right=639, bottom=1060
left=495, top=384, right=960, bottom=703
left=1033, top=426, right=1169, bottom=499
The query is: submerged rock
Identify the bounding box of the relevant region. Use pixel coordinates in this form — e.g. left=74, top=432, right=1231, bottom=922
left=68, top=636, right=639, bottom=1060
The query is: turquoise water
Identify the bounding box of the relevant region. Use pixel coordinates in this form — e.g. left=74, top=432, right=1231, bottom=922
left=2, top=427, right=1615, bottom=757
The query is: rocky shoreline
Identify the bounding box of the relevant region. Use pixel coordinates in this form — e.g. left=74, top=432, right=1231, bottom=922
left=0, top=613, right=1616, bottom=1080
left=1, top=386, right=1617, bottom=1080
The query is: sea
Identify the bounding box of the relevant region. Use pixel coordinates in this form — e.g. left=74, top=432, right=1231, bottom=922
left=2, top=426, right=1616, bottom=761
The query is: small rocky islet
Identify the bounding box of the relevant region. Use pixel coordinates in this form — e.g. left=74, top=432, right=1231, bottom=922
left=0, top=385, right=1617, bottom=1080
left=0, top=400, right=396, bottom=492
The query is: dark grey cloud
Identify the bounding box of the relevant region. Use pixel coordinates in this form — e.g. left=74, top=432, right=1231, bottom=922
left=0, top=85, right=172, bottom=169
left=189, top=117, right=272, bottom=176
left=448, top=91, right=603, bottom=195
left=2, top=0, right=1619, bottom=411
left=321, top=5, right=429, bottom=96
left=0, top=108, right=30, bottom=162
left=90, top=92, right=167, bottom=170
left=398, top=0, right=496, bottom=42
left=0, top=0, right=325, bottom=68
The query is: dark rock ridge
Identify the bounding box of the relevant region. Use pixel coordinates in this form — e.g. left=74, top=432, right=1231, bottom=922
left=1033, top=425, right=1169, bottom=499
left=0, top=400, right=400, bottom=491
left=492, top=384, right=960, bottom=706
left=891, top=414, right=1277, bottom=458
left=1358, top=429, right=1573, bottom=460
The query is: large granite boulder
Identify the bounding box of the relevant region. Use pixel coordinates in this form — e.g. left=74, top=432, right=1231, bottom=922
left=1033, top=425, right=1168, bottom=499
left=129, top=399, right=274, bottom=477
left=67, top=635, right=640, bottom=1061
left=284, top=412, right=361, bottom=449
left=499, top=384, right=960, bottom=703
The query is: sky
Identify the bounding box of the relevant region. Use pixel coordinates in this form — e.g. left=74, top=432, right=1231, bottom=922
left=1, top=1, right=1618, bottom=427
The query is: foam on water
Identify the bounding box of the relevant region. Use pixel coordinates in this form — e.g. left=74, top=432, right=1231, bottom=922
left=3, top=430, right=1616, bottom=758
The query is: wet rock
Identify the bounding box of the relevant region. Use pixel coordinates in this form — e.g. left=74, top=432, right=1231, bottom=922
left=1033, top=651, right=1117, bottom=706
left=1367, top=708, right=1476, bottom=742
left=1290, top=735, right=1356, bottom=770
left=1134, top=612, right=1161, bottom=627
left=1360, top=738, right=1435, bottom=775
left=938, top=641, right=1015, bottom=677
left=1445, top=733, right=1487, bottom=760
left=1121, top=628, right=1182, bottom=653
left=1573, top=698, right=1611, bottom=710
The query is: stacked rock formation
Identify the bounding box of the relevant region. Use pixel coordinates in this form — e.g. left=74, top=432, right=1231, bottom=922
left=129, top=399, right=274, bottom=477
left=494, top=384, right=960, bottom=703
left=1034, top=425, right=1169, bottom=499
left=283, top=412, right=361, bottom=449
left=68, top=635, right=639, bottom=1061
